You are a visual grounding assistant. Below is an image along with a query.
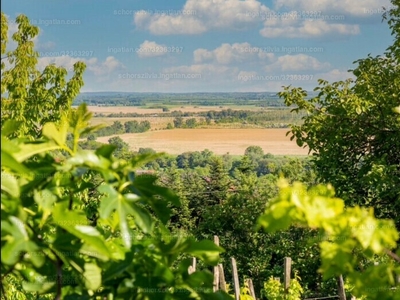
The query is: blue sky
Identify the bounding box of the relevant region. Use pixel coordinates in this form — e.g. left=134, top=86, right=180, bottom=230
left=3, top=0, right=396, bottom=92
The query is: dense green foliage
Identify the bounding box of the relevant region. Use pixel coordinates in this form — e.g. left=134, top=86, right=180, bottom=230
left=1, top=107, right=231, bottom=299
left=279, top=2, right=400, bottom=229
left=258, top=180, right=400, bottom=299
left=261, top=272, right=303, bottom=300
left=2, top=2, right=400, bottom=299
left=197, top=109, right=304, bottom=127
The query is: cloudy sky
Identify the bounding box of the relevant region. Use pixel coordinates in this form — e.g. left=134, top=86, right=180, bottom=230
left=3, top=0, right=395, bottom=92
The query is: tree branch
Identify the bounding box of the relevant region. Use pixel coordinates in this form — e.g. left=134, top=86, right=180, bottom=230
left=385, top=249, right=400, bottom=263
left=0, top=280, right=8, bottom=300
left=55, top=256, right=63, bottom=300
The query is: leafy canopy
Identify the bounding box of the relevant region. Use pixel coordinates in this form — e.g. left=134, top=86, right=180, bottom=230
left=1, top=13, right=85, bottom=139
left=258, top=179, right=400, bottom=300
left=279, top=0, right=400, bottom=227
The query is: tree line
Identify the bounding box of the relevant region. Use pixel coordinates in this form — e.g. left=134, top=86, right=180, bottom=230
left=82, top=120, right=151, bottom=139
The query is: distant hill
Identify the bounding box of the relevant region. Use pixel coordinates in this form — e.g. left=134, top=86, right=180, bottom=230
left=74, top=91, right=317, bottom=107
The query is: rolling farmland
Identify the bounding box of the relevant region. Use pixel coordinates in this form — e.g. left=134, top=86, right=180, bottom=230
left=87, top=105, right=308, bottom=155
left=95, top=128, right=309, bottom=155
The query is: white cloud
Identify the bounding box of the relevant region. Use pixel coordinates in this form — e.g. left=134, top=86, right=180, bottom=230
left=37, top=55, right=125, bottom=76
left=135, top=11, right=206, bottom=35
left=86, top=66, right=356, bottom=93
left=260, top=19, right=360, bottom=38
left=164, top=63, right=233, bottom=76
left=273, top=0, right=392, bottom=17
left=139, top=43, right=333, bottom=92
left=137, top=40, right=168, bottom=58
left=131, top=0, right=387, bottom=39
left=37, top=55, right=81, bottom=72
left=132, top=0, right=377, bottom=38
left=37, top=41, right=56, bottom=50
left=88, top=56, right=125, bottom=76
left=314, top=68, right=354, bottom=82
left=134, top=0, right=271, bottom=35
left=194, top=42, right=275, bottom=64
left=265, top=54, right=331, bottom=72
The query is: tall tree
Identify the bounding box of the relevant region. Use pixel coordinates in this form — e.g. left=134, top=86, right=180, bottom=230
left=279, top=1, right=400, bottom=228
left=204, top=157, right=230, bottom=205
left=108, top=136, right=130, bottom=158
left=1, top=13, right=85, bottom=139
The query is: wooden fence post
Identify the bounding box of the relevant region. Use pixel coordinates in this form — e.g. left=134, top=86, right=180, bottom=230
left=337, top=275, right=347, bottom=300
left=188, top=257, right=196, bottom=274
left=284, top=257, right=292, bottom=292
left=213, top=236, right=220, bottom=292
left=231, top=257, right=240, bottom=300
left=245, top=278, right=256, bottom=299
left=218, top=264, right=227, bottom=292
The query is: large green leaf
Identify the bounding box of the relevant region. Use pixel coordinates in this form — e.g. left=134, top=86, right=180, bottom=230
left=129, top=201, right=154, bottom=234
left=81, top=124, right=106, bottom=136
left=1, top=172, right=20, bottom=198
left=1, top=217, right=43, bottom=267
left=42, top=122, right=66, bottom=146
left=34, top=189, right=56, bottom=225
left=98, top=184, right=147, bottom=248
left=83, top=263, right=102, bottom=291
left=102, top=251, right=134, bottom=283
left=95, top=144, right=116, bottom=159
left=22, top=281, right=55, bottom=294
left=13, top=141, right=61, bottom=162
left=184, top=240, right=224, bottom=266
left=1, top=146, right=31, bottom=175
left=52, top=204, right=111, bottom=261
left=67, top=150, right=111, bottom=169
left=132, top=175, right=180, bottom=206
left=1, top=120, right=22, bottom=136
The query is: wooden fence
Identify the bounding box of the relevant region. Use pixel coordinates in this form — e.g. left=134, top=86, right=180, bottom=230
left=188, top=235, right=348, bottom=300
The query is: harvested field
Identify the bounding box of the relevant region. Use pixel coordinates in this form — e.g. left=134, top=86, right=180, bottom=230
left=95, top=128, right=309, bottom=155
left=86, top=106, right=162, bottom=114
